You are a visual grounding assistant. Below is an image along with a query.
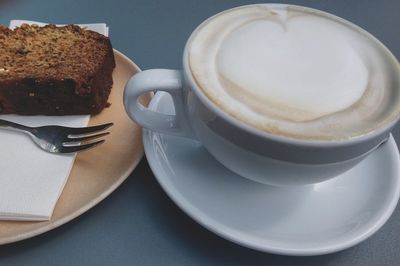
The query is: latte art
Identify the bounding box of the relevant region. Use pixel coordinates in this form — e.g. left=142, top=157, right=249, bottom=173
left=188, top=5, right=400, bottom=140
left=217, top=18, right=368, bottom=122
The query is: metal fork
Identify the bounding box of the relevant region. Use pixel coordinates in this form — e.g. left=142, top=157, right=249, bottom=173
left=0, top=119, right=113, bottom=153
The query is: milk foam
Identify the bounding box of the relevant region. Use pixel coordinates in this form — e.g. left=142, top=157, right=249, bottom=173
left=217, top=18, right=368, bottom=121
left=188, top=5, right=400, bottom=140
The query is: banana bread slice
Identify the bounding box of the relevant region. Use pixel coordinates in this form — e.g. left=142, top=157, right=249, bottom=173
left=0, top=24, right=115, bottom=115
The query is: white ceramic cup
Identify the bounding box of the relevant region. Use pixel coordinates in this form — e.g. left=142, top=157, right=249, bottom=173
left=124, top=4, right=400, bottom=186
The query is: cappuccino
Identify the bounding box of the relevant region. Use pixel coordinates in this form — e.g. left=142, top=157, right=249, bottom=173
left=188, top=5, right=400, bottom=140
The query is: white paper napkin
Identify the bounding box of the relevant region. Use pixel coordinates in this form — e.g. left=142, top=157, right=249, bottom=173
left=0, top=20, right=108, bottom=221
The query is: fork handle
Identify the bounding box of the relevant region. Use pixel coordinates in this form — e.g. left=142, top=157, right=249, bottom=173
left=0, top=119, right=32, bottom=132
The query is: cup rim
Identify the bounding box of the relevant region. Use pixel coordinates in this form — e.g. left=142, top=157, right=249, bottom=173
left=182, top=3, right=400, bottom=148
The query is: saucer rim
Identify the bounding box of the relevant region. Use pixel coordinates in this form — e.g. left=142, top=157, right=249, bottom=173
left=144, top=91, right=400, bottom=256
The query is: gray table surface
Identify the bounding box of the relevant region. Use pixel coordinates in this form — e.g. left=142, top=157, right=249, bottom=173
left=0, top=0, right=399, bottom=265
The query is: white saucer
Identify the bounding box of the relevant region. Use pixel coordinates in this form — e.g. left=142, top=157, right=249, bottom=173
left=143, top=92, right=400, bottom=256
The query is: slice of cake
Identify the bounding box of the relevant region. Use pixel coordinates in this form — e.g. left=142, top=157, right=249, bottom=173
left=0, top=24, right=115, bottom=115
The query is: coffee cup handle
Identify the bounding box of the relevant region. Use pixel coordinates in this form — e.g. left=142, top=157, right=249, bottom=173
left=124, top=69, right=193, bottom=138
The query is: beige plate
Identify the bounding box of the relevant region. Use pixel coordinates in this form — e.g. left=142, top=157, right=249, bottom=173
left=0, top=50, right=149, bottom=245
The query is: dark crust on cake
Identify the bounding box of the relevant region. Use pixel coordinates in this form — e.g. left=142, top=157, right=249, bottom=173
left=0, top=24, right=116, bottom=115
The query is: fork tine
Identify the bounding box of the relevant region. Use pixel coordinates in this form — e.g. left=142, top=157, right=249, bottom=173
left=65, top=132, right=110, bottom=143
left=59, top=140, right=105, bottom=153
left=66, top=122, right=113, bottom=136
